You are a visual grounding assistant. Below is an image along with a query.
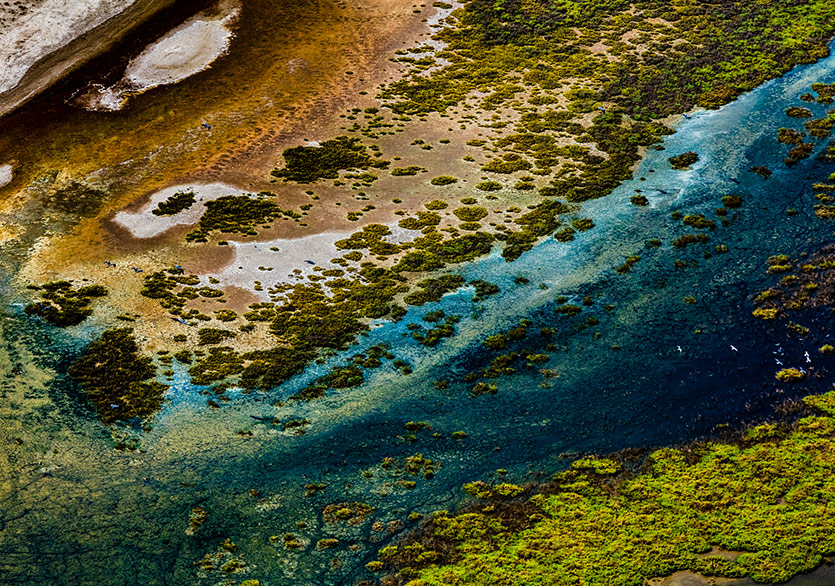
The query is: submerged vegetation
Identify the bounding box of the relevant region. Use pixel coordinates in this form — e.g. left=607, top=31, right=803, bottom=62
left=384, top=393, right=835, bottom=585
left=68, top=329, right=168, bottom=424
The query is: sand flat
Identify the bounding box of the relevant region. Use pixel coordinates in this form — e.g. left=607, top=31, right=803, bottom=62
left=0, top=164, right=12, bottom=188
left=113, top=182, right=245, bottom=239
left=78, top=0, right=240, bottom=111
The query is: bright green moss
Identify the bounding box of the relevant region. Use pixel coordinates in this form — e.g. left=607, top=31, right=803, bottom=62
left=396, top=395, right=835, bottom=585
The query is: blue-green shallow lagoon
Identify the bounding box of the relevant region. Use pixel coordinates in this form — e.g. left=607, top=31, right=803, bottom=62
left=4, top=44, right=835, bottom=586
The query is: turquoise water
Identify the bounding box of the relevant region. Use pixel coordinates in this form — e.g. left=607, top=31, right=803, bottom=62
left=3, top=44, right=835, bottom=586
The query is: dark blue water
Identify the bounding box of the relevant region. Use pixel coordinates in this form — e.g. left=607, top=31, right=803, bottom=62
left=3, top=42, right=835, bottom=586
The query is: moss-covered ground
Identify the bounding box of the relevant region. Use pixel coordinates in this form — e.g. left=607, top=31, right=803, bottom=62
left=380, top=393, right=835, bottom=585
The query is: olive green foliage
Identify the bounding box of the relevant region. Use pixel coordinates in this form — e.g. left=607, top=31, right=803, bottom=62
left=382, top=0, right=835, bottom=122
left=399, top=212, right=442, bottom=231
left=271, top=136, right=389, bottom=183
left=425, top=199, right=449, bottom=210
left=481, top=153, right=532, bottom=174
left=786, top=143, right=814, bottom=165
left=382, top=0, right=833, bottom=129
left=394, top=250, right=446, bottom=272
left=69, top=328, right=168, bottom=424
left=502, top=200, right=567, bottom=260
left=395, top=394, right=835, bottom=585
left=475, top=181, right=502, bottom=192
left=453, top=207, right=488, bottom=222
left=682, top=214, right=716, bottom=230
left=722, top=195, right=742, bottom=209
left=392, top=166, right=428, bottom=176
left=669, top=151, right=699, bottom=170
left=24, top=281, right=107, bottom=327
left=431, top=175, right=458, bottom=185
left=410, top=314, right=460, bottom=346
left=786, top=107, right=814, bottom=119
left=778, top=128, right=804, bottom=145
left=470, top=280, right=499, bottom=302
left=152, top=190, right=195, bottom=216
left=405, top=275, right=466, bottom=306
left=197, top=328, right=237, bottom=345
left=805, top=114, right=835, bottom=139
left=672, top=233, right=710, bottom=249
left=186, top=194, right=295, bottom=242
left=775, top=368, right=806, bottom=382
left=139, top=269, right=215, bottom=316
left=335, top=224, right=403, bottom=256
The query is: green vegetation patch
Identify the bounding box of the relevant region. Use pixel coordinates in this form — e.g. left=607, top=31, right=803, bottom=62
left=400, top=212, right=442, bottom=230
left=786, top=107, right=814, bottom=119
left=475, top=181, right=502, bottom=192
left=152, top=190, right=196, bottom=216
left=669, top=151, right=700, bottom=170
left=453, top=206, right=488, bottom=222
left=69, top=328, right=168, bottom=424
left=425, top=200, right=449, bottom=210
left=186, top=194, right=298, bottom=242
left=198, top=328, right=237, bottom=345
left=271, top=136, right=389, bottom=183
left=391, top=393, right=835, bottom=585
left=431, top=175, right=458, bottom=185
left=25, top=281, right=107, bottom=327
left=405, top=275, right=466, bottom=306
left=392, top=166, right=428, bottom=176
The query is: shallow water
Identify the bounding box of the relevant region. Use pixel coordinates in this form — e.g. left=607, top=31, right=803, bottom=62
left=3, top=41, right=835, bottom=586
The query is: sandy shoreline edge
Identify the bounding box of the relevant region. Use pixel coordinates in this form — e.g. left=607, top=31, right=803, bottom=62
left=0, top=0, right=179, bottom=119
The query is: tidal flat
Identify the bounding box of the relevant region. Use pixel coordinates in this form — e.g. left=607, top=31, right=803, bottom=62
left=5, top=1, right=835, bottom=585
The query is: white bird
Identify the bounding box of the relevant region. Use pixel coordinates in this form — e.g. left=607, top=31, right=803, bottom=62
left=776, top=359, right=783, bottom=366
left=730, top=345, right=738, bottom=352
left=676, top=346, right=683, bottom=353
left=805, top=351, right=811, bottom=363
